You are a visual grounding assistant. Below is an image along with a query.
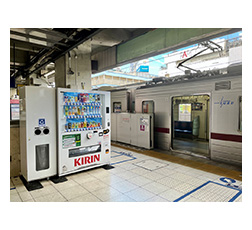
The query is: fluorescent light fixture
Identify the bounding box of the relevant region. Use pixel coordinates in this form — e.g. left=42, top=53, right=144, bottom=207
left=44, top=70, right=55, bottom=77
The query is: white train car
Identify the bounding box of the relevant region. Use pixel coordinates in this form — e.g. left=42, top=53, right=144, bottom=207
left=134, top=64, right=242, bottom=166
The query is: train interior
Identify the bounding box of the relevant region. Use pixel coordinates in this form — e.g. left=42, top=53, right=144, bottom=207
left=171, top=95, right=210, bottom=158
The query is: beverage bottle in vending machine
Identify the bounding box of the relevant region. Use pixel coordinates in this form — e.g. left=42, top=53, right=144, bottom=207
left=64, top=95, right=68, bottom=103
left=71, top=96, right=74, bottom=103
left=81, top=106, right=85, bottom=115
left=78, top=94, right=82, bottom=102
left=72, top=106, right=77, bottom=115
left=77, top=106, right=81, bottom=115
left=84, top=118, right=87, bottom=128
left=89, top=94, right=93, bottom=102
left=68, top=106, right=72, bottom=116
left=65, top=106, right=68, bottom=116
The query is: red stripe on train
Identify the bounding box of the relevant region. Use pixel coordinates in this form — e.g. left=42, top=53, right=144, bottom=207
left=211, top=133, right=242, bottom=143
left=155, top=127, right=170, bottom=133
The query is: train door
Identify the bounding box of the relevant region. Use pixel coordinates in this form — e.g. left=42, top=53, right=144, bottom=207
left=171, top=95, right=210, bottom=158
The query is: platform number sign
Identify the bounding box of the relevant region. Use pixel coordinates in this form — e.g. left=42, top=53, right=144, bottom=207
left=38, top=118, right=46, bottom=127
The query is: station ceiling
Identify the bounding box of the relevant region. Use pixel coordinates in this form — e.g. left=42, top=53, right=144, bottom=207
left=10, top=28, right=153, bottom=80
left=10, top=28, right=240, bottom=82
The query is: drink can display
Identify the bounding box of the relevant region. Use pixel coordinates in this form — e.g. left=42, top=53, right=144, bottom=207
left=64, top=96, right=68, bottom=103
left=65, top=106, right=68, bottom=116
left=63, top=92, right=104, bottom=133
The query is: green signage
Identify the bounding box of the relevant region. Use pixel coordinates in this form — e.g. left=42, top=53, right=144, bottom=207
left=62, top=134, right=81, bottom=148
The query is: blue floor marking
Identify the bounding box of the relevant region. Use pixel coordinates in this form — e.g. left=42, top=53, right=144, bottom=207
left=111, top=150, right=137, bottom=165
left=173, top=180, right=242, bottom=202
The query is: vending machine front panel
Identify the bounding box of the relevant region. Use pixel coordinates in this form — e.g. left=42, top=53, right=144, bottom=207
left=57, top=88, right=111, bottom=176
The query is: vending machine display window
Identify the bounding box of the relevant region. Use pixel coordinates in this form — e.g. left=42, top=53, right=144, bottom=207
left=63, top=92, right=102, bottom=132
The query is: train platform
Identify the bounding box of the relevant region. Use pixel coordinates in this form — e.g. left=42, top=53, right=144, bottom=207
left=10, top=144, right=242, bottom=202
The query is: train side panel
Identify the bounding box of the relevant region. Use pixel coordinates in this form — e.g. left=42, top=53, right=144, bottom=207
left=211, top=89, right=242, bottom=165
left=111, top=89, right=128, bottom=112
left=135, top=74, right=242, bottom=165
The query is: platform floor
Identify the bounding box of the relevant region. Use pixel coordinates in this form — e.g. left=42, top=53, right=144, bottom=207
left=10, top=145, right=242, bottom=202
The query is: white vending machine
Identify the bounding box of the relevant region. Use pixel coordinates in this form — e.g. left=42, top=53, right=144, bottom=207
left=57, top=88, right=111, bottom=176
left=19, top=86, right=57, bottom=182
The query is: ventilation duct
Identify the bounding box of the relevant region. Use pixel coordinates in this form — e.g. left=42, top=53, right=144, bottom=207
left=215, top=81, right=231, bottom=90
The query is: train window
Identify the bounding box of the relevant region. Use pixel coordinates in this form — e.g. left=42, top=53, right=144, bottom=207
left=113, top=102, right=122, bottom=113
left=239, top=96, right=242, bottom=132
left=178, top=103, right=192, bottom=122
left=142, top=101, right=154, bottom=114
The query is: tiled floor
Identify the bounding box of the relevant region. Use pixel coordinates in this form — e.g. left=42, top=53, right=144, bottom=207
left=10, top=145, right=242, bottom=202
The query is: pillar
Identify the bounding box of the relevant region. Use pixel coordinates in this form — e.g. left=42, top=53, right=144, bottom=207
left=55, top=55, right=67, bottom=88
left=55, top=39, right=92, bottom=90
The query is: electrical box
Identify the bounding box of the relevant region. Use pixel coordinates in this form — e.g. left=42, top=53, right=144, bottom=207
left=57, top=88, right=111, bottom=176
left=19, top=86, right=57, bottom=182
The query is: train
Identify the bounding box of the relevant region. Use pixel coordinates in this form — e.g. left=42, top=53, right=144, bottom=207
left=110, top=63, right=242, bottom=166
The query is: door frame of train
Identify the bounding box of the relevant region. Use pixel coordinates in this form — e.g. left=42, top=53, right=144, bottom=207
left=170, top=93, right=211, bottom=158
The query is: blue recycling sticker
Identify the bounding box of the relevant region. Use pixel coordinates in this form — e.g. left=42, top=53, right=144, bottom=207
left=38, top=118, right=46, bottom=127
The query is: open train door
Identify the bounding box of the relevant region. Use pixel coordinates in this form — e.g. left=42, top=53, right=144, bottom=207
left=171, top=95, right=210, bottom=158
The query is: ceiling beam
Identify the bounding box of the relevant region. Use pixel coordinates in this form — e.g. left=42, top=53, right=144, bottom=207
left=10, top=38, right=51, bottom=50
left=29, top=28, right=76, bottom=41
left=10, top=30, right=69, bottom=47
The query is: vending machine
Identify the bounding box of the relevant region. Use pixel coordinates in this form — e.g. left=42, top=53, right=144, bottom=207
left=57, top=88, right=111, bottom=176
left=19, top=86, right=57, bottom=182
